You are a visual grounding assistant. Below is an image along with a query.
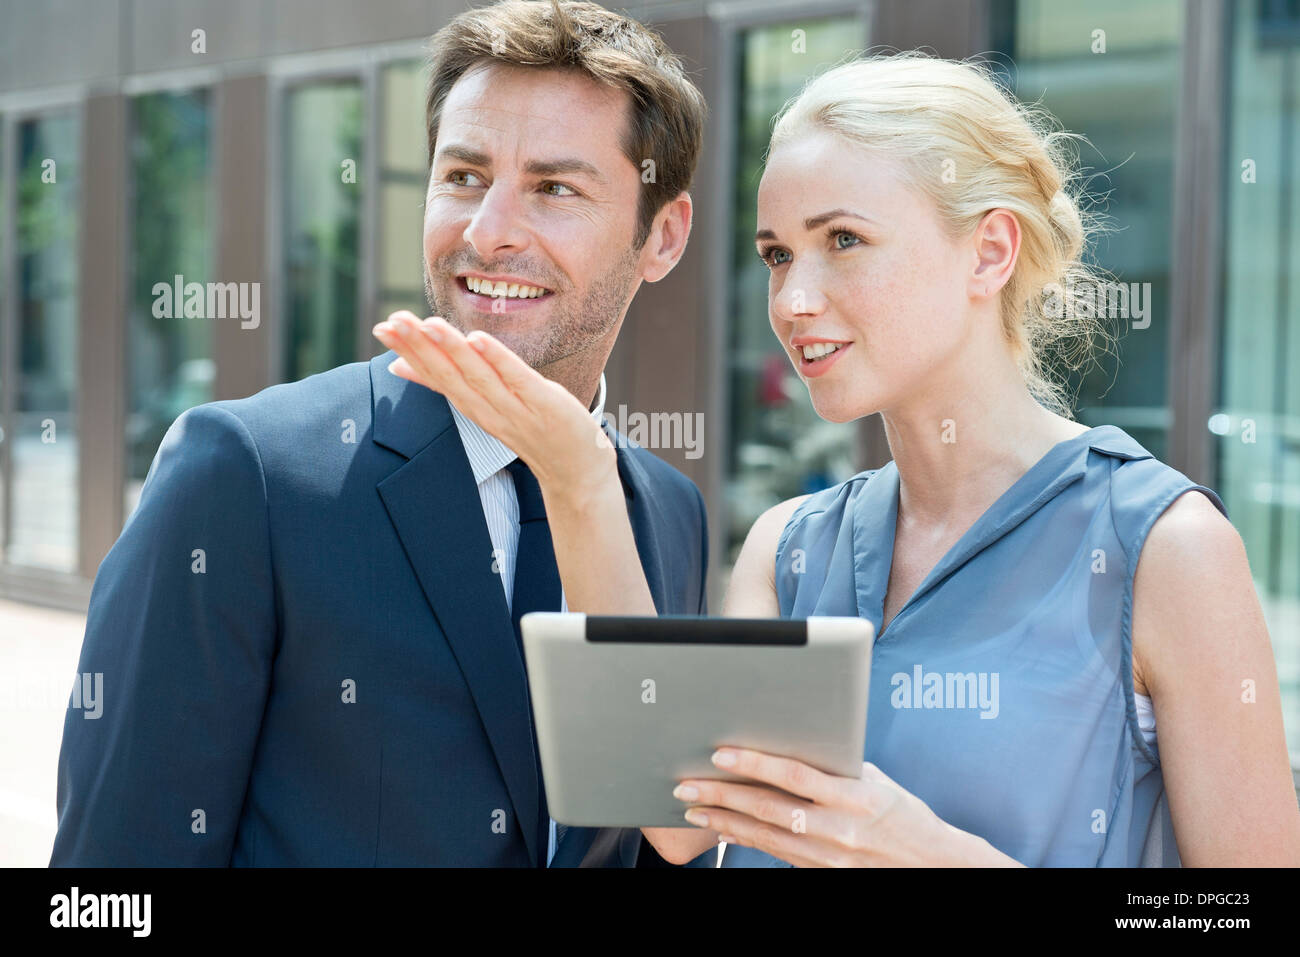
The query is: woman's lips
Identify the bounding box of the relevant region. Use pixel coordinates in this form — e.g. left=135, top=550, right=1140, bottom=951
left=797, top=341, right=852, bottom=378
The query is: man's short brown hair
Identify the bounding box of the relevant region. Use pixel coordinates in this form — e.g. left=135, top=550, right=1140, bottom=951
left=425, top=0, right=707, bottom=249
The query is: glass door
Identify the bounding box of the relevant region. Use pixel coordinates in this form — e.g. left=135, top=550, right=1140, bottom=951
left=1216, top=0, right=1300, bottom=756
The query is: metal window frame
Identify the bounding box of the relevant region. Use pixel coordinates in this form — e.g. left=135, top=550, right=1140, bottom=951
left=705, top=0, right=874, bottom=603
left=1167, top=0, right=1230, bottom=488
left=267, top=40, right=429, bottom=384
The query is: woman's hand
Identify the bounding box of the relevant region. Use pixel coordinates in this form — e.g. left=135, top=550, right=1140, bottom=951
left=373, top=311, right=617, bottom=505
left=375, top=311, right=659, bottom=619
left=676, top=748, right=1022, bottom=867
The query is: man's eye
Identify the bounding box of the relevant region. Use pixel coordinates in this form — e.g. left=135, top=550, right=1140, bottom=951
left=541, top=182, right=577, bottom=197
left=448, top=171, right=482, bottom=187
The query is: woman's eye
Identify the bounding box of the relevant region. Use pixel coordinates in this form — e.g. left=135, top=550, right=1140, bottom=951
left=834, top=231, right=861, bottom=249
left=761, top=247, right=792, bottom=267
left=542, top=182, right=576, bottom=197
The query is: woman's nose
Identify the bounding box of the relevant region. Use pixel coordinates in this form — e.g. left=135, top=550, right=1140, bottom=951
left=775, top=270, right=828, bottom=319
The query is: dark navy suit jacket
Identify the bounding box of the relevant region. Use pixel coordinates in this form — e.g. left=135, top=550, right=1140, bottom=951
left=51, top=351, right=715, bottom=867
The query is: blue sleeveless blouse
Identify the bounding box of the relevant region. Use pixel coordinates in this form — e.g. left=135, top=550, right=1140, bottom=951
left=722, top=425, right=1226, bottom=867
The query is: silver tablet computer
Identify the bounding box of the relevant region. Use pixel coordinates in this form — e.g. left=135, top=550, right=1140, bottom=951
left=520, top=613, right=874, bottom=828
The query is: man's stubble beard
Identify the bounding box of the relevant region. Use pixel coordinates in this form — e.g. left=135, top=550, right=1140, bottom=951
left=423, top=244, right=641, bottom=371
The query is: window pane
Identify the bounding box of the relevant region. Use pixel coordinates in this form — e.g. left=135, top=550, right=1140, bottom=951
left=283, top=81, right=362, bottom=381
left=9, top=111, right=79, bottom=572
left=1216, top=0, right=1300, bottom=752
left=1009, top=0, right=1184, bottom=459
left=726, top=17, right=864, bottom=564
left=126, top=89, right=213, bottom=519
left=377, top=59, right=430, bottom=347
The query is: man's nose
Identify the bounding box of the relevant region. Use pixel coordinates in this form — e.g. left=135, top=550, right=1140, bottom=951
left=462, top=182, right=531, bottom=258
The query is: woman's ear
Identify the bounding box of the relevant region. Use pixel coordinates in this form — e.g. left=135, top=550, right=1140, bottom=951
left=641, top=192, right=693, bottom=283
left=969, top=208, right=1020, bottom=301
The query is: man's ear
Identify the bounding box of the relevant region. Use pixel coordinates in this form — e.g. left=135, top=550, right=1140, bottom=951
left=641, top=192, right=693, bottom=283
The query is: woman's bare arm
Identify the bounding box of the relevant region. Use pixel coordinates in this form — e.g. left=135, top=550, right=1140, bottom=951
left=374, top=314, right=813, bottom=865
left=1132, top=490, right=1300, bottom=865
left=640, top=495, right=810, bottom=865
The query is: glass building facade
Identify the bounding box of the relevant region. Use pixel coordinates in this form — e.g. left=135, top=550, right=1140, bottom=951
left=0, top=0, right=1296, bottom=772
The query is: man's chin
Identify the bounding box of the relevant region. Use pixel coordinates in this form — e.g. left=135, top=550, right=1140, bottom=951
left=433, top=310, right=551, bottom=368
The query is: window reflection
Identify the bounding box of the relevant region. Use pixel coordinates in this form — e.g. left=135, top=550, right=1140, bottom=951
left=726, top=17, right=863, bottom=564
left=126, top=89, right=213, bottom=519
left=283, top=81, right=363, bottom=381
left=9, top=111, right=79, bottom=572
left=1009, top=0, right=1184, bottom=460
left=1217, top=0, right=1300, bottom=752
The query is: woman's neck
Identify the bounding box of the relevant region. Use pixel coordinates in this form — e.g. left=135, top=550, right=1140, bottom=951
left=880, top=350, right=1087, bottom=529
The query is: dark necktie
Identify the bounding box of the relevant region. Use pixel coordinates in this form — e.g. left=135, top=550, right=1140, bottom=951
left=505, top=457, right=563, bottom=865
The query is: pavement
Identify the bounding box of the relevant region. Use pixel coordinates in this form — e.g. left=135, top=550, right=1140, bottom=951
left=0, top=598, right=86, bottom=867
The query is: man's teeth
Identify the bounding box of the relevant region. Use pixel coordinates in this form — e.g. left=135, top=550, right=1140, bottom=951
left=465, top=277, right=548, bottom=299
left=800, top=342, right=843, bottom=360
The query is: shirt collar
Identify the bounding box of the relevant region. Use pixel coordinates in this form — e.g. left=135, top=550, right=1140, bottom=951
left=449, top=372, right=607, bottom=486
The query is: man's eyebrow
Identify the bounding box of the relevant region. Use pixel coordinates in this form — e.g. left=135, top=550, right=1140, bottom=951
left=433, top=144, right=606, bottom=185
left=434, top=144, right=492, bottom=167
left=523, top=157, right=607, bottom=185
left=755, top=209, right=878, bottom=242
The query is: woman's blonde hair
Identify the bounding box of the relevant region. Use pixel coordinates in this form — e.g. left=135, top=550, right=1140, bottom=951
left=769, top=51, right=1112, bottom=415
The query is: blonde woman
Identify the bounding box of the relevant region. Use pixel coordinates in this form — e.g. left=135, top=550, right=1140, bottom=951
left=375, top=53, right=1300, bottom=866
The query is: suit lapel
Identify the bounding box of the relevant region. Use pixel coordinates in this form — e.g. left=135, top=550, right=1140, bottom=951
left=370, top=353, right=543, bottom=867
left=369, top=357, right=676, bottom=868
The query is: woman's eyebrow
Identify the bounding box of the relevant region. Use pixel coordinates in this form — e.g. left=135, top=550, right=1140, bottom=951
left=755, top=209, right=878, bottom=242
left=803, top=208, right=876, bottom=230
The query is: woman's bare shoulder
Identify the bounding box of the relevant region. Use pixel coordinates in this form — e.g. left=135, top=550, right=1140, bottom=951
left=724, top=496, right=813, bottom=617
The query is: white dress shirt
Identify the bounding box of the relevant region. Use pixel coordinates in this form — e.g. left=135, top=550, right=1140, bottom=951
left=446, top=372, right=607, bottom=867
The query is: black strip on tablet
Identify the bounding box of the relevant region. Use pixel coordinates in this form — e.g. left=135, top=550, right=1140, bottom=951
left=584, top=616, right=807, bottom=645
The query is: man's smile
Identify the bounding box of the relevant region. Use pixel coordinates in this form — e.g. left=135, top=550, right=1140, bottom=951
left=456, top=273, right=556, bottom=313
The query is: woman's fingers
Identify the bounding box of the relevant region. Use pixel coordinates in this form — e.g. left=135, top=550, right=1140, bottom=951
left=374, top=312, right=454, bottom=385
left=374, top=315, right=509, bottom=440
left=682, top=804, right=845, bottom=868
left=375, top=313, right=513, bottom=426
left=675, top=776, right=852, bottom=852
left=418, top=317, right=521, bottom=419
left=677, top=778, right=813, bottom=833
left=708, top=748, right=850, bottom=807
left=465, top=329, right=560, bottom=403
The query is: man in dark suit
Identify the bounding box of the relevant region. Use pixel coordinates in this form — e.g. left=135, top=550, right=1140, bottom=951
left=51, top=0, right=713, bottom=867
